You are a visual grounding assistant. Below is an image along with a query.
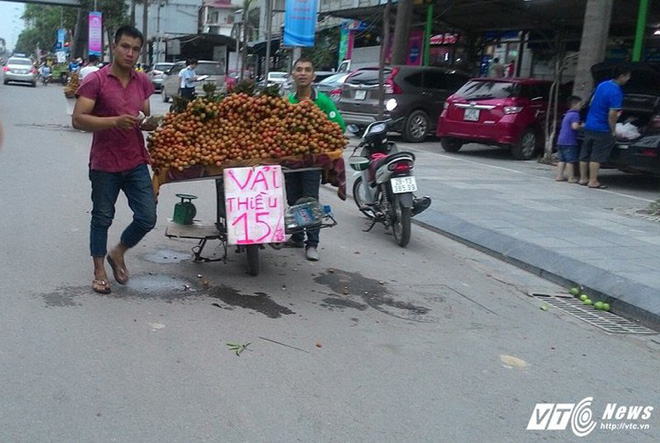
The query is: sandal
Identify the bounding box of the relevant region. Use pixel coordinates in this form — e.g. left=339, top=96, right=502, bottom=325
left=92, top=279, right=111, bottom=294
left=588, top=184, right=608, bottom=189
left=107, top=255, right=129, bottom=285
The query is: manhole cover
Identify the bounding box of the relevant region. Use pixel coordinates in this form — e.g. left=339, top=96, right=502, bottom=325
left=530, top=292, right=657, bottom=335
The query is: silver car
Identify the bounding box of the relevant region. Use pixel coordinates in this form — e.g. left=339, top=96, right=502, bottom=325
left=3, top=56, right=37, bottom=87
left=147, top=62, right=175, bottom=92
left=162, top=60, right=226, bottom=102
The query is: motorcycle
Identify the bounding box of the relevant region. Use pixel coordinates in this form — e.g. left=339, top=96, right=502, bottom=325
left=347, top=116, right=431, bottom=247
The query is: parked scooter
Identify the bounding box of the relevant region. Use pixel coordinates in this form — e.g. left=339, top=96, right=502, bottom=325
left=348, top=112, right=431, bottom=247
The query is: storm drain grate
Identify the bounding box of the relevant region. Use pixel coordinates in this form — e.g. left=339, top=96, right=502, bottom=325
left=530, top=293, right=657, bottom=335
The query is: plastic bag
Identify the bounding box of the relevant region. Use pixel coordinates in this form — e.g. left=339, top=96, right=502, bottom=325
left=615, top=122, right=641, bottom=140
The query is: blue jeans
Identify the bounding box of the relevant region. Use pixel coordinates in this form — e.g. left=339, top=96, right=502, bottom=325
left=285, top=170, right=321, bottom=247
left=89, top=164, right=157, bottom=257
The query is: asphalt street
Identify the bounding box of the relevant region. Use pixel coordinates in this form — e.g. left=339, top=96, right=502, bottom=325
left=0, top=83, right=657, bottom=442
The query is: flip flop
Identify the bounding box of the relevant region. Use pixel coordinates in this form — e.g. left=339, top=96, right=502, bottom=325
left=578, top=181, right=589, bottom=186
left=588, top=184, right=608, bottom=189
left=92, top=279, right=111, bottom=294
left=107, top=255, right=128, bottom=285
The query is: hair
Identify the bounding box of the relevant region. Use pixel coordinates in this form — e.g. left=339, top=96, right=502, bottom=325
left=88, top=54, right=99, bottom=64
left=114, top=25, right=144, bottom=46
left=293, top=57, right=315, bottom=70
left=613, top=64, right=632, bottom=79
left=493, top=57, right=500, bottom=63
left=187, top=58, right=198, bottom=66
left=568, top=95, right=582, bottom=107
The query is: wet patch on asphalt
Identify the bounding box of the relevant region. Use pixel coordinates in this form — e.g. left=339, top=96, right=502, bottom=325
left=42, top=286, right=85, bottom=307
left=143, top=249, right=192, bottom=264
left=209, top=286, right=295, bottom=319
left=15, top=123, right=81, bottom=132
left=321, top=297, right=368, bottom=311
left=314, top=269, right=434, bottom=322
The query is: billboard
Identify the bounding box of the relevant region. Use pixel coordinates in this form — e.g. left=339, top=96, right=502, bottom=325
left=88, top=12, right=103, bottom=56
left=283, top=0, right=317, bottom=47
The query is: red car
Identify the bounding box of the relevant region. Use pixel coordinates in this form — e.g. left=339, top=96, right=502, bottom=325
left=437, top=78, right=564, bottom=160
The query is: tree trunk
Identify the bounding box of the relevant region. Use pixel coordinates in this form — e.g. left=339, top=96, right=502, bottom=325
left=572, top=0, right=614, bottom=99
left=391, top=0, right=413, bottom=65
left=130, top=0, right=137, bottom=27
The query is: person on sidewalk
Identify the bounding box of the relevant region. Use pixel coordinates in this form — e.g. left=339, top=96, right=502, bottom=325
left=490, top=57, right=505, bottom=78
left=579, top=64, right=631, bottom=189
left=555, top=95, right=583, bottom=183
left=80, top=54, right=100, bottom=81
left=178, top=58, right=199, bottom=101
left=72, top=25, right=158, bottom=294
left=286, top=57, right=346, bottom=261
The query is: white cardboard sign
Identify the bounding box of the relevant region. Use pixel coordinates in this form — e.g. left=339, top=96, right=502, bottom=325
left=223, top=165, right=286, bottom=245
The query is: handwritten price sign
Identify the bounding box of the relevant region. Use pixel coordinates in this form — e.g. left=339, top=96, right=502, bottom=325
left=223, top=165, right=286, bottom=245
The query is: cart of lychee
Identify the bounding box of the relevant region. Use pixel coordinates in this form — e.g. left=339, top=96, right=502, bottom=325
left=151, top=151, right=346, bottom=276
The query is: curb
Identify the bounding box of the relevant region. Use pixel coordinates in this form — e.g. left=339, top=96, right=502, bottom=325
left=413, top=209, right=660, bottom=331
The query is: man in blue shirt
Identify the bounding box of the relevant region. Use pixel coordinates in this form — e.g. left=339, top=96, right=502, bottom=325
left=579, top=64, right=631, bottom=189
left=178, top=58, right=199, bottom=100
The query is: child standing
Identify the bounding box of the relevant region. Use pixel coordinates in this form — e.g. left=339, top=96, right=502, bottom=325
left=556, top=96, right=583, bottom=182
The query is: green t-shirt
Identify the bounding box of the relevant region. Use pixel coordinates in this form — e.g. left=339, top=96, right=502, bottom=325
left=288, top=89, right=346, bottom=131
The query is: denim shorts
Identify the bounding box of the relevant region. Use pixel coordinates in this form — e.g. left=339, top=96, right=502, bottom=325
left=557, top=145, right=579, bottom=163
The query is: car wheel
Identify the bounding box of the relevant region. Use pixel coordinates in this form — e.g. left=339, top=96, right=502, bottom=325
left=31, top=82, right=37, bottom=88
left=403, top=110, right=429, bottom=143
left=440, top=137, right=463, bottom=153
left=3, top=79, right=8, bottom=85
left=511, top=128, right=538, bottom=160
left=162, top=91, right=169, bottom=103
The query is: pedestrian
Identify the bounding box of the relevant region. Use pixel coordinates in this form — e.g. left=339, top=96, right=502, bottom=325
left=178, top=58, right=199, bottom=100
left=285, top=57, right=346, bottom=261
left=72, top=25, right=158, bottom=295
left=80, top=54, right=100, bottom=81
left=555, top=95, right=583, bottom=183
left=491, top=57, right=505, bottom=78
left=579, top=64, right=631, bottom=188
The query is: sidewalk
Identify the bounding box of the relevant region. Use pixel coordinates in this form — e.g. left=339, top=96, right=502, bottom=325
left=345, top=145, right=660, bottom=329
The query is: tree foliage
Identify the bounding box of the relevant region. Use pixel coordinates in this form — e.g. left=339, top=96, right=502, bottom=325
left=302, top=27, right=340, bottom=71
left=15, top=1, right=129, bottom=57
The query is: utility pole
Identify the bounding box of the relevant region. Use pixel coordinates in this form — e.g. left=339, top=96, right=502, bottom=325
left=264, top=0, right=272, bottom=81
left=633, top=0, right=650, bottom=62
left=131, top=0, right=137, bottom=27
left=378, top=0, right=391, bottom=120
left=572, top=0, right=613, bottom=98
left=142, top=0, right=149, bottom=65
left=242, top=1, right=250, bottom=80
left=391, top=0, right=413, bottom=65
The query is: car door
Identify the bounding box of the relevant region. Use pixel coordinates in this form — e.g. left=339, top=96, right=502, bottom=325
left=163, top=64, right=184, bottom=97
left=422, top=70, right=454, bottom=123
left=528, top=83, right=550, bottom=129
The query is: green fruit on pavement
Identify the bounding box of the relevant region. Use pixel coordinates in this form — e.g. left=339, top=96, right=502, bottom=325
left=579, top=294, right=589, bottom=302
left=594, top=301, right=604, bottom=310
left=602, top=303, right=611, bottom=311
left=570, top=287, right=580, bottom=296
left=583, top=299, right=592, bottom=305
left=540, top=304, right=548, bottom=311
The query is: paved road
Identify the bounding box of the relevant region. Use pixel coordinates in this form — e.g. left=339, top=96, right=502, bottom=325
left=0, top=83, right=657, bottom=442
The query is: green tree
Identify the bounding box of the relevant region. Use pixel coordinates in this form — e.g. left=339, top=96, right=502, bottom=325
left=302, top=27, right=340, bottom=71
left=15, top=5, right=78, bottom=55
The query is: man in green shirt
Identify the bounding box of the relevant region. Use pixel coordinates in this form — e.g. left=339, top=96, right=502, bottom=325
left=286, top=57, right=346, bottom=261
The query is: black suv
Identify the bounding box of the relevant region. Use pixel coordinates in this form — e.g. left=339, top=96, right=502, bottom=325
left=338, top=66, right=468, bottom=142
left=590, top=62, right=660, bottom=175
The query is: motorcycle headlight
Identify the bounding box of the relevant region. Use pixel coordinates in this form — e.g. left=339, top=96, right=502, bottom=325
left=368, top=123, right=387, bottom=135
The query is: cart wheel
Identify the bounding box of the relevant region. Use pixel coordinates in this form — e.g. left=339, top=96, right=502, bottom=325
left=246, top=245, right=260, bottom=276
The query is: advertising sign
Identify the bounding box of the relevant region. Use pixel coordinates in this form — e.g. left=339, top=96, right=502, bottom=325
left=223, top=166, right=286, bottom=245
left=88, top=12, right=103, bottom=56
left=406, top=30, right=424, bottom=66
left=283, top=0, right=317, bottom=47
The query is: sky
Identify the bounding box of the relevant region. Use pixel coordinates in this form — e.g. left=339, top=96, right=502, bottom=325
left=0, top=1, right=26, bottom=52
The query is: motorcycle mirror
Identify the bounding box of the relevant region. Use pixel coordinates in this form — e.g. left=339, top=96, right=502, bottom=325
left=346, top=124, right=361, bottom=134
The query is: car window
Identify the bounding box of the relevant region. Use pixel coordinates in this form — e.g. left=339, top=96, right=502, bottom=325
left=196, top=62, right=224, bottom=75
left=318, top=73, right=348, bottom=85
left=424, top=72, right=446, bottom=90
left=455, top=80, right=519, bottom=100
left=154, top=63, right=173, bottom=72
left=268, top=72, right=287, bottom=80
left=404, top=72, right=423, bottom=88
left=446, top=74, right=469, bottom=91
left=9, top=58, right=32, bottom=66
left=169, top=65, right=184, bottom=75
left=346, top=68, right=391, bottom=86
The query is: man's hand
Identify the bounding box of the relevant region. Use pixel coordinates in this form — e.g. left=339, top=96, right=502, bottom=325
left=114, top=114, right=141, bottom=129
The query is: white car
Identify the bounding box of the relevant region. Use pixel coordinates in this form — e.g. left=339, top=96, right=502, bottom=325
left=3, top=56, right=37, bottom=87
left=162, top=60, right=226, bottom=102
left=266, top=71, right=288, bottom=87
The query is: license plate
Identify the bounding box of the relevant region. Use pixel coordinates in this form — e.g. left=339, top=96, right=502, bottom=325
left=391, top=176, right=417, bottom=194
left=464, top=108, right=480, bottom=121
left=355, top=90, right=367, bottom=100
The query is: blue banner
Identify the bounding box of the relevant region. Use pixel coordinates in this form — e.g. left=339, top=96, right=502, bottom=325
left=283, top=0, right=317, bottom=47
